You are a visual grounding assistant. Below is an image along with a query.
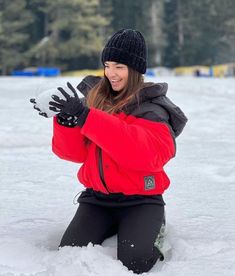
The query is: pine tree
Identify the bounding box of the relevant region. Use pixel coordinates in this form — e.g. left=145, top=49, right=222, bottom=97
left=27, top=0, right=109, bottom=70
left=0, top=0, right=33, bottom=74
left=144, top=0, right=165, bottom=67
left=109, top=0, right=165, bottom=67
left=163, top=0, right=235, bottom=67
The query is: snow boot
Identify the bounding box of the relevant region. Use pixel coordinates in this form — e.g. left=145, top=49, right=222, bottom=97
left=154, top=215, right=172, bottom=261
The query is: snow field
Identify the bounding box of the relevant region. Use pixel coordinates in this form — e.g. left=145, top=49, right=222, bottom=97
left=0, top=76, right=235, bottom=275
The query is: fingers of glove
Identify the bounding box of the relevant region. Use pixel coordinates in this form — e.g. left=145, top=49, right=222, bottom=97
left=51, top=94, right=66, bottom=105
left=57, top=87, right=71, bottom=101
left=49, top=106, right=61, bottom=112
left=33, top=105, right=41, bottom=112
left=30, top=98, right=36, bottom=104
left=49, top=100, right=63, bottom=109
left=39, top=112, right=48, bottom=118
left=67, top=82, right=78, bottom=98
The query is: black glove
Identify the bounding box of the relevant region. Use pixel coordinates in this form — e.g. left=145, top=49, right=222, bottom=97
left=56, top=114, right=78, bottom=128
left=49, top=82, right=90, bottom=128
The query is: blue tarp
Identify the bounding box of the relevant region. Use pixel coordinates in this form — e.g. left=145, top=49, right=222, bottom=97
left=145, top=69, right=155, bottom=77
left=11, top=67, right=61, bottom=77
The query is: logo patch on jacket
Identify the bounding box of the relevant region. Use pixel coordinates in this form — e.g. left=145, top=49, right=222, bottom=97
left=144, top=176, right=155, bottom=190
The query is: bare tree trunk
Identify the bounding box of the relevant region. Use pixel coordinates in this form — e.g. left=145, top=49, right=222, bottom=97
left=41, top=13, right=49, bottom=66
left=148, top=0, right=165, bottom=66
left=177, top=0, right=184, bottom=65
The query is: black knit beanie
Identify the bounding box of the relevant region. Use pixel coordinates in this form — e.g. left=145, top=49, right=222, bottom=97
left=101, top=29, right=147, bottom=74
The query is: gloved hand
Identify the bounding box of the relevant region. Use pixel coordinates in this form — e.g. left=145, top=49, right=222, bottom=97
left=30, top=95, right=77, bottom=126
left=30, top=88, right=62, bottom=118
left=49, top=82, right=90, bottom=127
left=56, top=114, right=78, bottom=127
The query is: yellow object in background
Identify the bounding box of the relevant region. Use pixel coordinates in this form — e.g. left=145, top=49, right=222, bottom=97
left=62, top=69, right=104, bottom=77
left=212, top=63, right=235, bottom=77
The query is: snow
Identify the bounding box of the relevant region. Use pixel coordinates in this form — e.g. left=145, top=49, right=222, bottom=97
left=0, top=76, right=235, bottom=275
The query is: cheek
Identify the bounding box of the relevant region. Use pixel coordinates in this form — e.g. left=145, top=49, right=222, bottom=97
left=121, top=71, right=128, bottom=82
left=104, top=69, right=109, bottom=78
left=123, top=74, right=128, bottom=84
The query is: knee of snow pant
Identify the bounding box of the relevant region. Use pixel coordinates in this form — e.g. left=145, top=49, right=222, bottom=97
left=117, top=241, right=161, bottom=274
left=59, top=203, right=117, bottom=248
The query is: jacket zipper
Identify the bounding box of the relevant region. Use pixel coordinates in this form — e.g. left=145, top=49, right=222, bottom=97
left=97, top=147, right=109, bottom=193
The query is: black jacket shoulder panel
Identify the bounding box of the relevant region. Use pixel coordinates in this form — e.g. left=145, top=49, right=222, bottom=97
left=131, top=102, right=175, bottom=138
left=140, top=82, right=168, bottom=99
left=130, top=93, right=187, bottom=138
left=151, top=96, right=188, bottom=137
left=77, top=75, right=102, bottom=97
left=132, top=102, right=169, bottom=123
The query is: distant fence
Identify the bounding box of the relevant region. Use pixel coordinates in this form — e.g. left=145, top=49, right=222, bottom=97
left=174, top=63, right=235, bottom=77
left=9, top=63, right=235, bottom=78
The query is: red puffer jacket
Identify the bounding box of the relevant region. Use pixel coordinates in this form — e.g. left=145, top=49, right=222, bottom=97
left=52, top=107, right=176, bottom=195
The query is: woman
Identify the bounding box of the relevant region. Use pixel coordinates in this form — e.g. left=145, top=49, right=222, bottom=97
left=31, top=29, right=187, bottom=274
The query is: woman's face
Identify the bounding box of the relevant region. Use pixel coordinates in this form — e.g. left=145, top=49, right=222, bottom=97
left=104, top=61, right=129, bottom=91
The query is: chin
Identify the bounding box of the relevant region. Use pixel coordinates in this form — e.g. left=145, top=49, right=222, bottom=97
left=112, top=85, right=124, bottom=92
left=112, top=87, right=120, bottom=92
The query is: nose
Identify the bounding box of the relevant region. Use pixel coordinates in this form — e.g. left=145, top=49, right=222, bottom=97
left=106, top=67, right=117, bottom=78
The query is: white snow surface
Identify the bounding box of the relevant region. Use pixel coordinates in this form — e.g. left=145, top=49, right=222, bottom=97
left=0, top=76, right=235, bottom=276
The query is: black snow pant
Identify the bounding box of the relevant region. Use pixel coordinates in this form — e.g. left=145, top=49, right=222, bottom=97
left=59, top=203, right=164, bottom=274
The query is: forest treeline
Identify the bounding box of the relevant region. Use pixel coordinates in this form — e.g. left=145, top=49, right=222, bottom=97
left=0, top=0, right=234, bottom=74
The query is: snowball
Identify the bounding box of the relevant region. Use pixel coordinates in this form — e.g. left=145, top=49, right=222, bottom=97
left=34, top=84, right=79, bottom=118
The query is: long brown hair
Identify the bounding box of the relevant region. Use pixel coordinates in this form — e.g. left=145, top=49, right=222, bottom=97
left=86, top=67, right=144, bottom=114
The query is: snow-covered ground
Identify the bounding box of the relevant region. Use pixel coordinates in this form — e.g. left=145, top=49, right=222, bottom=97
left=0, top=76, right=235, bottom=276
